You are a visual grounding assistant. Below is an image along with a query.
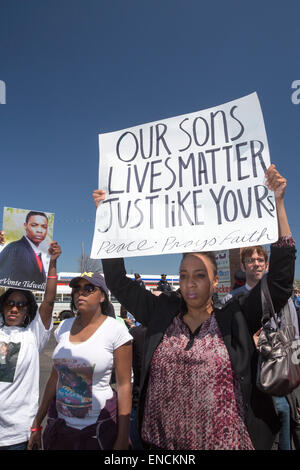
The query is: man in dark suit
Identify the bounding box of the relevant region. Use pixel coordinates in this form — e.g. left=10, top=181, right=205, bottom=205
left=134, top=273, right=146, bottom=289
left=0, top=211, right=49, bottom=288
left=156, top=274, right=172, bottom=293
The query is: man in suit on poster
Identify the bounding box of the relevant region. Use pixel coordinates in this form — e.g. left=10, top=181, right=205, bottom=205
left=0, top=211, right=49, bottom=288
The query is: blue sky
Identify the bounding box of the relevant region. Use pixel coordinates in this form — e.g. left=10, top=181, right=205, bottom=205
left=0, top=0, right=299, bottom=278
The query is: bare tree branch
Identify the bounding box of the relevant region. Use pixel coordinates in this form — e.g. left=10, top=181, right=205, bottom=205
left=77, top=254, right=102, bottom=273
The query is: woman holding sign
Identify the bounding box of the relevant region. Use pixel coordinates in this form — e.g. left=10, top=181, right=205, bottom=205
left=0, top=238, right=61, bottom=450
left=94, top=164, right=296, bottom=450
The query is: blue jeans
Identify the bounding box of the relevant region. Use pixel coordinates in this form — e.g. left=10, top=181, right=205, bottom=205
left=0, top=441, right=28, bottom=450
left=274, top=397, right=291, bottom=450
left=130, top=408, right=144, bottom=450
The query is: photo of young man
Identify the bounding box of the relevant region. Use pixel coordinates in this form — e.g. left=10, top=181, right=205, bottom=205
left=0, top=208, right=54, bottom=291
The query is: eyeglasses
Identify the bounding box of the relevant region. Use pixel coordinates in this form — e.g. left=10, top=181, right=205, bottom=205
left=72, top=284, right=97, bottom=296
left=244, top=257, right=266, bottom=265
left=5, top=300, right=28, bottom=310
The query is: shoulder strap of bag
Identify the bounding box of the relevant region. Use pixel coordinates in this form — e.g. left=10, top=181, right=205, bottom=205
left=260, top=275, right=280, bottom=327
left=260, top=276, right=296, bottom=332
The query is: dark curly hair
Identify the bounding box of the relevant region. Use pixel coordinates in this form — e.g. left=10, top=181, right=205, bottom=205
left=180, top=251, right=218, bottom=276
left=0, top=289, right=38, bottom=327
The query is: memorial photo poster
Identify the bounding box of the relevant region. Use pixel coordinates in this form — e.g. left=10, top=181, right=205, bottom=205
left=0, top=207, right=54, bottom=291
left=91, top=92, right=278, bottom=259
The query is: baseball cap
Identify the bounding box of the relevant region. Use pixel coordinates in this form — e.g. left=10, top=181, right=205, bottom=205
left=69, top=272, right=109, bottom=296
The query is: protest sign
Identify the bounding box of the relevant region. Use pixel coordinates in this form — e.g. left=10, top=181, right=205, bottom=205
left=0, top=207, right=54, bottom=291
left=91, top=92, right=277, bottom=259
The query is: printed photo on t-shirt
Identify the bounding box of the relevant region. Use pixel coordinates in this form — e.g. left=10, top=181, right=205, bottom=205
left=54, top=358, right=95, bottom=419
left=0, top=341, right=21, bottom=383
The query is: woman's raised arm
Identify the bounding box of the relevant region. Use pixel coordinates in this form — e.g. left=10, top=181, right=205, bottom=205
left=39, top=242, right=62, bottom=329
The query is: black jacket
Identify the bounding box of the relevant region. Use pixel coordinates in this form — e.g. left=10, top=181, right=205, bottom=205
left=102, top=244, right=295, bottom=450
left=130, top=325, right=147, bottom=411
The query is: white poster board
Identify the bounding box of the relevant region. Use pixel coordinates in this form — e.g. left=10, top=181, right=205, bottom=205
left=91, top=92, right=277, bottom=259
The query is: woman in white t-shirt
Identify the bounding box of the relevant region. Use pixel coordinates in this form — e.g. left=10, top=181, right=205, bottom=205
left=29, top=272, right=132, bottom=450
left=0, top=241, right=61, bottom=450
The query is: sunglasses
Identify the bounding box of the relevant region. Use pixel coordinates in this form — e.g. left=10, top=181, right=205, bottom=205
left=5, top=300, right=28, bottom=310
left=72, top=284, right=97, bottom=296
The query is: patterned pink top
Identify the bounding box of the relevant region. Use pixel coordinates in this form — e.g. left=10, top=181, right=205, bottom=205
left=141, top=312, right=254, bottom=450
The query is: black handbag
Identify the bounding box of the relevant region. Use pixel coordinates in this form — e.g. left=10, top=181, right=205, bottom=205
left=256, top=275, right=300, bottom=397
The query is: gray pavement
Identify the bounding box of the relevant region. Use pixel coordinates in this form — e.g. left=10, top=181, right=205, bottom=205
left=39, top=326, right=57, bottom=426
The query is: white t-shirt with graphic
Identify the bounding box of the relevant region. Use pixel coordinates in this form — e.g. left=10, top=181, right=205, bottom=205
left=53, top=316, right=132, bottom=430
left=0, top=311, right=52, bottom=446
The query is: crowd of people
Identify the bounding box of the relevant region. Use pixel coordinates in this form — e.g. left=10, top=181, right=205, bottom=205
left=0, top=164, right=299, bottom=451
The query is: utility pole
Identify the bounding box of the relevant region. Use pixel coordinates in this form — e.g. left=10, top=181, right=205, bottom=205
left=81, top=241, right=85, bottom=272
